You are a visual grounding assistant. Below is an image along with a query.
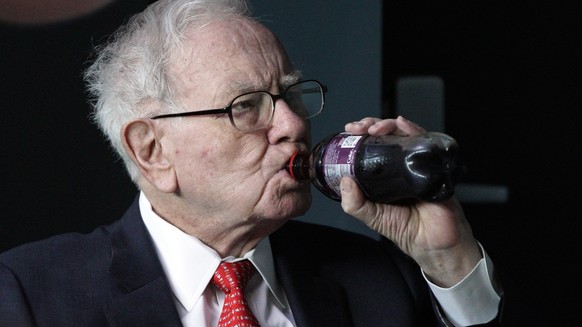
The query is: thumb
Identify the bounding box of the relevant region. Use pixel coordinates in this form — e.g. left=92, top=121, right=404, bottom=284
left=340, top=177, right=370, bottom=220
left=340, top=177, right=393, bottom=236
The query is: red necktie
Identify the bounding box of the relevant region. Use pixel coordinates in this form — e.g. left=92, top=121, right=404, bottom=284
left=212, top=260, right=260, bottom=327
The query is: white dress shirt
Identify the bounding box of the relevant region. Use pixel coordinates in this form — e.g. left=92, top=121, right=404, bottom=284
left=140, top=193, right=295, bottom=327
left=139, top=192, right=500, bottom=326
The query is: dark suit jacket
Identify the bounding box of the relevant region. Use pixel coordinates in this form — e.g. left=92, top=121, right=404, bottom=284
left=0, top=196, right=501, bottom=326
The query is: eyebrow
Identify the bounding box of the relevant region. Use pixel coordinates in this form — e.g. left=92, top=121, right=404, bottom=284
left=226, top=71, right=303, bottom=94
left=228, top=82, right=262, bottom=95
left=281, top=71, right=302, bottom=88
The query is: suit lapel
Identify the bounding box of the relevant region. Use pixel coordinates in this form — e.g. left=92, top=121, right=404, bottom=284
left=276, top=268, right=354, bottom=327
left=104, top=277, right=181, bottom=326
left=104, top=197, right=182, bottom=326
left=271, top=222, right=354, bottom=327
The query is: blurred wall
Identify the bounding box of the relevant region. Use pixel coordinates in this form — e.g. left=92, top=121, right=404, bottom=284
left=382, top=3, right=582, bottom=326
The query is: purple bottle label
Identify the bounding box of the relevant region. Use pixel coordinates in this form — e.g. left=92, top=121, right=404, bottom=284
left=321, top=133, right=365, bottom=196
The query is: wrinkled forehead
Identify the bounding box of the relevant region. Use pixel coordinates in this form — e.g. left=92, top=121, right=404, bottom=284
left=169, top=19, right=295, bottom=102
left=202, top=19, right=279, bottom=51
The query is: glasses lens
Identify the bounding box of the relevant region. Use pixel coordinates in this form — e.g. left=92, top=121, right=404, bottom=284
left=284, top=81, right=324, bottom=119
left=231, top=91, right=273, bottom=132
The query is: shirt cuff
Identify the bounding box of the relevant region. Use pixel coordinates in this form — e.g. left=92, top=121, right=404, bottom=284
left=422, top=242, right=501, bottom=326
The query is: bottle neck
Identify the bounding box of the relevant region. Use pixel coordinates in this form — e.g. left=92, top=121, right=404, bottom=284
left=286, top=152, right=311, bottom=181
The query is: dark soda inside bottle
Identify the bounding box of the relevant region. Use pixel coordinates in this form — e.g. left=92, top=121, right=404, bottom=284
left=287, top=132, right=467, bottom=204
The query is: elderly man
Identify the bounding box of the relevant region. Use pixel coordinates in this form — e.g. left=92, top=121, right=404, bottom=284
left=0, top=0, right=502, bottom=326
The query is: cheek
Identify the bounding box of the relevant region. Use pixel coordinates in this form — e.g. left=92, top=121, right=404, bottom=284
left=179, top=139, right=266, bottom=186
left=252, top=177, right=312, bottom=220
left=169, top=126, right=270, bottom=201
left=203, top=142, right=262, bottom=171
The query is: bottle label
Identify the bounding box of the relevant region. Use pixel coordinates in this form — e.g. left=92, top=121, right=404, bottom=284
left=321, top=133, right=364, bottom=196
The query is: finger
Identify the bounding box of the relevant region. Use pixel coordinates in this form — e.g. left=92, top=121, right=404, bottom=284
left=345, top=116, right=426, bottom=137
left=339, top=177, right=367, bottom=216
left=339, top=176, right=384, bottom=229
left=395, top=116, right=426, bottom=135
left=365, top=119, right=400, bottom=135
left=345, top=117, right=385, bottom=134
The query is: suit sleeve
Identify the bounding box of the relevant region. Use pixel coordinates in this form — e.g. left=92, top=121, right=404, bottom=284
left=0, top=263, right=36, bottom=327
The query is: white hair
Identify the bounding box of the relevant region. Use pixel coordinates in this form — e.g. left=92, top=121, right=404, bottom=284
left=83, top=0, right=254, bottom=181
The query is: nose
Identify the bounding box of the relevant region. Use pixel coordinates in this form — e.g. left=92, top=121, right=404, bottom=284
left=267, top=98, right=309, bottom=144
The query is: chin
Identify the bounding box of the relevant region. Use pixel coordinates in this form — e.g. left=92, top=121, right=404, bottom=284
left=258, top=189, right=311, bottom=222
left=280, top=190, right=312, bottom=219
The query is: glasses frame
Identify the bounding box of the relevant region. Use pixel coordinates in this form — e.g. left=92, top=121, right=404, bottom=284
left=150, top=79, right=327, bottom=132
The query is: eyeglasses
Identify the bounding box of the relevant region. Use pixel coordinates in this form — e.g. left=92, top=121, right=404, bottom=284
left=150, top=80, right=327, bottom=132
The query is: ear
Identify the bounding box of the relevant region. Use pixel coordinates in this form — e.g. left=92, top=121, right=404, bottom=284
left=121, top=119, right=177, bottom=193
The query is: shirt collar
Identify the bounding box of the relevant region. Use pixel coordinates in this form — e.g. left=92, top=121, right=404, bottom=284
left=139, top=192, right=287, bottom=311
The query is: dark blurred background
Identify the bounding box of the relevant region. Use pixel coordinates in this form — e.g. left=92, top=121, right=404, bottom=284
left=382, top=3, right=582, bottom=326
left=1, top=1, right=580, bottom=325
left=0, top=0, right=144, bottom=251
